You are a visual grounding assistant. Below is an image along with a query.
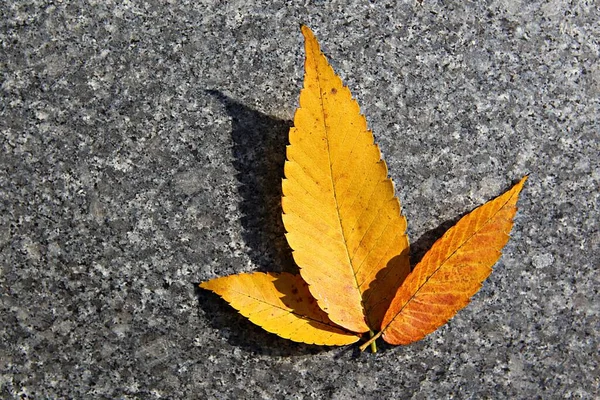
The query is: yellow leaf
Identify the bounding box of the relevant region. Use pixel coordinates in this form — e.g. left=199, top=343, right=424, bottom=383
left=360, top=177, right=528, bottom=349
left=200, top=272, right=360, bottom=346
left=282, top=26, right=410, bottom=333
left=200, top=26, right=527, bottom=352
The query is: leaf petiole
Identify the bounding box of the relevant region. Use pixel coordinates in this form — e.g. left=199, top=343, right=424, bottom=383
left=362, top=330, right=383, bottom=352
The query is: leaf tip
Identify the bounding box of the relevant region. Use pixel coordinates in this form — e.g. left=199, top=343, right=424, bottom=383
left=510, top=175, right=528, bottom=203
left=300, top=24, right=314, bottom=38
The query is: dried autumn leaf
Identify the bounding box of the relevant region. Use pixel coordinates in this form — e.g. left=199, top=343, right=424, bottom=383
left=200, top=272, right=360, bottom=345
left=282, top=26, right=410, bottom=334
left=200, top=25, right=527, bottom=351
left=360, top=177, right=527, bottom=350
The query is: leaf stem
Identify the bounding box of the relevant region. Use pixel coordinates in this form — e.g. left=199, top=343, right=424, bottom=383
left=361, top=330, right=383, bottom=352
left=368, top=330, right=377, bottom=353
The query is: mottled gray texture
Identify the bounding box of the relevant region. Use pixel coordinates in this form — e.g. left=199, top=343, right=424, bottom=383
left=1, top=0, right=598, bottom=399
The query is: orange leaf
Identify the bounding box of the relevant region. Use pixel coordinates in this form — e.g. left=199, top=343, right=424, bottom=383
left=377, top=176, right=527, bottom=346
left=282, top=26, right=410, bottom=333
left=200, top=272, right=360, bottom=345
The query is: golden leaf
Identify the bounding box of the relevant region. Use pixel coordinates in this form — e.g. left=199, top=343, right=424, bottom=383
left=200, top=272, right=360, bottom=345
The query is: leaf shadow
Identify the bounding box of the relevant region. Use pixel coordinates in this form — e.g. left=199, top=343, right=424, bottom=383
left=207, top=90, right=296, bottom=275
left=361, top=248, right=411, bottom=331
left=198, top=91, right=330, bottom=355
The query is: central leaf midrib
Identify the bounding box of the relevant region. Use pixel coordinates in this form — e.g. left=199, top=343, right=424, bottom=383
left=314, top=60, right=367, bottom=326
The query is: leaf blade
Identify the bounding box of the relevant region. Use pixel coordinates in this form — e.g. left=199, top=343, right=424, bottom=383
left=282, top=26, right=410, bottom=333
left=200, top=272, right=360, bottom=346
left=381, top=176, right=527, bottom=345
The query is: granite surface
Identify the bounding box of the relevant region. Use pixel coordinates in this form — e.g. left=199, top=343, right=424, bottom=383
left=1, top=1, right=599, bottom=398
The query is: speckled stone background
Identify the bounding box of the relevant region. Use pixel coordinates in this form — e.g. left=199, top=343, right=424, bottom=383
left=1, top=0, right=599, bottom=398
